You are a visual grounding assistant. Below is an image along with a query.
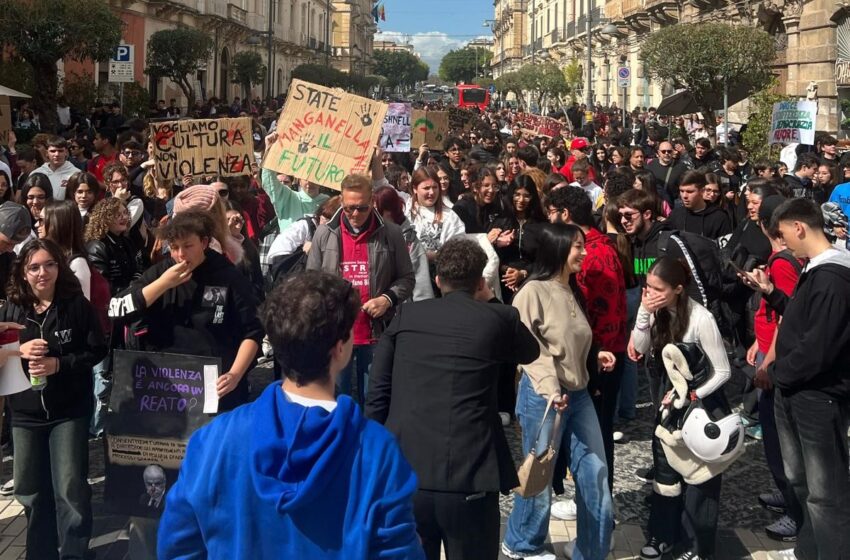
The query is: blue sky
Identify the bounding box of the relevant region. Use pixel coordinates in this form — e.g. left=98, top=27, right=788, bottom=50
left=374, top=0, right=493, bottom=75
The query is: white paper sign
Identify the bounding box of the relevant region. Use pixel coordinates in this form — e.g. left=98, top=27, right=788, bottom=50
left=202, top=364, right=219, bottom=414
left=0, top=341, right=32, bottom=396
left=380, top=103, right=412, bottom=153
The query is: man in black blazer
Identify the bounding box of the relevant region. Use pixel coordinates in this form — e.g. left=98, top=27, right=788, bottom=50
left=366, top=238, right=539, bottom=560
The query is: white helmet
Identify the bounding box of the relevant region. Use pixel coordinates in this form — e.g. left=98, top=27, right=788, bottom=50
left=681, top=404, right=744, bottom=464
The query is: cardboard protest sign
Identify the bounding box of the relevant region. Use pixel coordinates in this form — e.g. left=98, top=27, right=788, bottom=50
left=263, top=79, right=388, bottom=191
left=769, top=100, right=817, bottom=145
left=150, top=117, right=253, bottom=180
left=516, top=113, right=564, bottom=138
left=411, top=110, right=449, bottom=148
left=380, top=103, right=412, bottom=152
left=0, top=96, right=11, bottom=142
left=448, top=107, right=476, bottom=131
left=104, top=350, right=221, bottom=518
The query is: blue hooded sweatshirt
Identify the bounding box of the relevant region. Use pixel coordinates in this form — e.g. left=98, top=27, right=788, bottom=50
left=158, top=382, right=425, bottom=560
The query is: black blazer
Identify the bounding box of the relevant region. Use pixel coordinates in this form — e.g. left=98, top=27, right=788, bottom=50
left=366, top=290, right=539, bottom=493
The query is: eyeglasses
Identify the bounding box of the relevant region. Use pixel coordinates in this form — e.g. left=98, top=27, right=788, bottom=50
left=618, top=210, right=640, bottom=222
left=342, top=205, right=370, bottom=215
left=26, top=261, right=58, bottom=275
left=109, top=178, right=128, bottom=186
left=547, top=207, right=563, bottom=216
left=659, top=150, right=674, bottom=154
left=122, top=150, right=142, bottom=157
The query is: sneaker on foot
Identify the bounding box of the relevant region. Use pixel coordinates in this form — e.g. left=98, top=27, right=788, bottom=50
left=767, top=549, right=798, bottom=560
left=551, top=498, right=577, bottom=520
left=499, top=412, right=511, bottom=427
left=640, top=537, right=671, bottom=560
left=500, top=543, right=555, bottom=560
left=746, top=425, right=763, bottom=440
left=674, top=551, right=702, bottom=560
left=563, top=538, right=614, bottom=559
left=613, top=431, right=628, bottom=443
left=759, top=490, right=787, bottom=514
left=765, top=515, right=798, bottom=542
left=635, top=466, right=655, bottom=484
left=0, top=479, right=13, bottom=496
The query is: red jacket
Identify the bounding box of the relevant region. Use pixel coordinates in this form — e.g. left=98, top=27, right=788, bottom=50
left=559, top=157, right=597, bottom=184
left=576, top=228, right=627, bottom=353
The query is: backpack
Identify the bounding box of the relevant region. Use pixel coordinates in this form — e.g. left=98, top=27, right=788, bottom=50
left=264, top=217, right=317, bottom=291
left=658, top=230, right=724, bottom=308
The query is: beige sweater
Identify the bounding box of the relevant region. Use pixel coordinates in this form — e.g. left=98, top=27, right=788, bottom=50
left=512, top=278, right=593, bottom=398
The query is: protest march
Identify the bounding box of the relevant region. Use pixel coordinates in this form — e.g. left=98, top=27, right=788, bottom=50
left=0, top=2, right=849, bottom=559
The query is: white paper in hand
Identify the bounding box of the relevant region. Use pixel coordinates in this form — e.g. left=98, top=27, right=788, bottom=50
left=0, top=341, right=32, bottom=396
left=203, top=364, right=220, bottom=414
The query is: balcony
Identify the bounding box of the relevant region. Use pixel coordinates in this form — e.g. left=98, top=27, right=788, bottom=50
left=227, top=3, right=247, bottom=24
left=644, top=0, right=678, bottom=24
left=199, top=0, right=228, bottom=18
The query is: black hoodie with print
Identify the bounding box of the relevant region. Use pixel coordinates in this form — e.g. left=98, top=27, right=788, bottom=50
left=666, top=203, right=733, bottom=241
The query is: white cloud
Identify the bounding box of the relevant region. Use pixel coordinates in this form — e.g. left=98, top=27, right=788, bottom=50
left=375, top=30, right=466, bottom=75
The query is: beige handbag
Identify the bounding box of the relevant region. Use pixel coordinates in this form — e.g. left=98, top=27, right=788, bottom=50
left=514, top=394, right=563, bottom=498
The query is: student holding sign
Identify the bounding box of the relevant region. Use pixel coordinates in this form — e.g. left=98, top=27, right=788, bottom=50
left=108, top=211, right=264, bottom=412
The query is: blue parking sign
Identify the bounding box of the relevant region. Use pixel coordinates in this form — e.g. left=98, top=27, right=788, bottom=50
left=113, top=45, right=132, bottom=63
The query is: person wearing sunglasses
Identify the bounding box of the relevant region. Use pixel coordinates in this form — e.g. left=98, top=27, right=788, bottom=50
left=647, top=141, right=687, bottom=207
left=306, top=174, right=415, bottom=406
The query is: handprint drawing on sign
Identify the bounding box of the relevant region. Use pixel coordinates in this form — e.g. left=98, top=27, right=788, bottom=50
left=355, top=104, right=378, bottom=127
left=298, top=133, right=314, bottom=154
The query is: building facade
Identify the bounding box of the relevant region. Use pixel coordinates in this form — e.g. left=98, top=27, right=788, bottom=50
left=374, top=40, right=415, bottom=55
left=331, top=0, right=378, bottom=76
left=490, top=0, right=528, bottom=78
left=492, top=0, right=847, bottom=134
left=64, top=0, right=376, bottom=109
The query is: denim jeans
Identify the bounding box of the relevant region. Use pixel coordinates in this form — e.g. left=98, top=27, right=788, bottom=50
left=338, top=344, right=374, bottom=406
left=89, top=357, right=110, bottom=437
left=13, top=416, right=92, bottom=560
left=775, top=389, right=850, bottom=560
left=617, top=285, right=642, bottom=421
left=504, top=375, right=613, bottom=559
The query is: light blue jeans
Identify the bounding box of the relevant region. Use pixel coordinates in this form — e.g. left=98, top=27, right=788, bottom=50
left=504, top=374, right=613, bottom=559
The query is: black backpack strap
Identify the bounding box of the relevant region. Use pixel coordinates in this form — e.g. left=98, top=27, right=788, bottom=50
left=768, top=250, right=803, bottom=276
left=304, top=216, right=317, bottom=237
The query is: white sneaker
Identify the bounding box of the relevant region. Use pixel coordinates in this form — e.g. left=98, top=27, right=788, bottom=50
left=613, top=431, right=627, bottom=443
left=550, top=498, right=577, bottom=520
left=767, top=549, right=798, bottom=560
left=0, top=479, right=13, bottom=496
left=500, top=542, right=556, bottom=560
left=499, top=412, right=511, bottom=426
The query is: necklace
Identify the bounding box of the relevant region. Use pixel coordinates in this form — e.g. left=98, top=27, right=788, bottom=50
left=566, top=287, right=577, bottom=318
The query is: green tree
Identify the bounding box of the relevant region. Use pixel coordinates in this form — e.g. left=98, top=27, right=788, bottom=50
left=495, top=71, right=526, bottom=110
left=231, top=51, right=266, bottom=100
left=0, top=0, right=123, bottom=132
left=741, top=78, right=792, bottom=161
left=373, top=51, right=429, bottom=93
left=562, top=59, right=583, bottom=102
left=439, top=47, right=493, bottom=84
left=291, top=63, right=349, bottom=89
left=146, top=28, right=214, bottom=111
left=62, top=72, right=100, bottom=114
left=640, top=22, right=775, bottom=142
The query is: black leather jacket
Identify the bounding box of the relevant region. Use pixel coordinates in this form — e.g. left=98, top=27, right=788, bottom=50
left=86, top=233, right=142, bottom=295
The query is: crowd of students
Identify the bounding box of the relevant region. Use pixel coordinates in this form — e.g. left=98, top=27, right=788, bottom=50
left=0, top=101, right=847, bottom=560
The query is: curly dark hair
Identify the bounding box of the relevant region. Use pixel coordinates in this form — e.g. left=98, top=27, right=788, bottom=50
left=85, top=197, right=127, bottom=243
left=435, top=237, right=487, bottom=293
left=7, top=239, right=82, bottom=308
left=260, top=271, right=360, bottom=385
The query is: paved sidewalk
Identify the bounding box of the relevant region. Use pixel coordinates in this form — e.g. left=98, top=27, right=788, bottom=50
left=0, top=363, right=800, bottom=559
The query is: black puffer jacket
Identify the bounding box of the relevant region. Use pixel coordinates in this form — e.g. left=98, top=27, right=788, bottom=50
left=0, top=293, right=106, bottom=427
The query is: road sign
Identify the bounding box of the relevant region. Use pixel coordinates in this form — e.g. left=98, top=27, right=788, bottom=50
left=617, top=66, right=631, bottom=88
left=109, top=45, right=135, bottom=83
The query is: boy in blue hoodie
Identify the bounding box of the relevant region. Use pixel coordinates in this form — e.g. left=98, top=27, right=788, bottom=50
left=158, top=271, right=425, bottom=560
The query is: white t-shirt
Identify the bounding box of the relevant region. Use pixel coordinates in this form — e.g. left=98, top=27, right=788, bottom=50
left=69, top=256, right=91, bottom=301
left=405, top=204, right=466, bottom=253
left=284, top=390, right=337, bottom=412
